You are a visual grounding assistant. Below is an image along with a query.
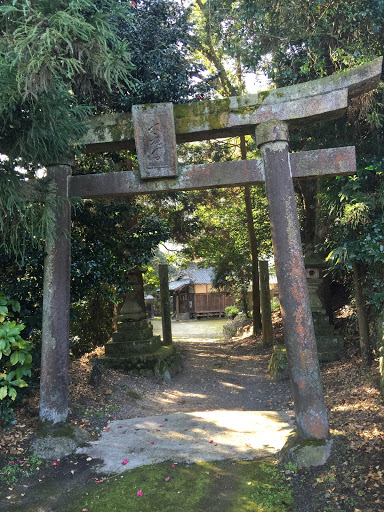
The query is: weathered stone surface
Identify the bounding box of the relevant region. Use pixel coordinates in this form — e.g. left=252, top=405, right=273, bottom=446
left=291, top=146, right=356, bottom=179
left=81, top=58, right=382, bottom=153
left=106, top=336, right=162, bottom=356
left=102, top=345, right=182, bottom=381
left=69, top=147, right=355, bottom=199
left=280, top=433, right=333, bottom=468
left=306, top=263, right=344, bottom=361
left=116, top=318, right=149, bottom=328
left=132, top=103, right=178, bottom=179
left=268, top=345, right=289, bottom=381
left=32, top=426, right=91, bottom=459
left=105, top=268, right=180, bottom=379
left=256, top=120, right=329, bottom=441
left=259, top=260, right=273, bottom=345
left=39, top=57, right=383, bottom=448
left=159, top=264, right=172, bottom=345
left=40, top=161, right=73, bottom=424
left=111, top=326, right=154, bottom=342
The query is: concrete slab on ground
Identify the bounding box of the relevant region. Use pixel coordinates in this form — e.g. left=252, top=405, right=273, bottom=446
left=77, top=410, right=294, bottom=474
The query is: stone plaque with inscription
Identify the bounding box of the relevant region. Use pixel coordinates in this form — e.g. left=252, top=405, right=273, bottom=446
left=132, top=103, right=178, bottom=179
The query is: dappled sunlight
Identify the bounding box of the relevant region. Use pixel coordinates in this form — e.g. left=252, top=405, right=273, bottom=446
left=219, top=381, right=245, bottom=390
left=174, top=337, right=224, bottom=343
left=154, top=389, right=208, bottom=407
left=78, top=410, right=294, bottom=473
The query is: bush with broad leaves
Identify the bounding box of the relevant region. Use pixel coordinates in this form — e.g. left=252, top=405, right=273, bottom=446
left=0, top=293, right=32, bottom=401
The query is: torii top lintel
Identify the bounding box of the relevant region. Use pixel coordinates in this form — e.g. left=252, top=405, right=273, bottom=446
left=83, top=57, right=383, bottom=154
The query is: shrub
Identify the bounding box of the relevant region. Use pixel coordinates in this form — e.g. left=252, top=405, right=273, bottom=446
left=225, top=306, right=239, bottom=319
left=0, top=398, right=16, bottom=430
left=0, top=293, right=33, bottom=402
left=70, top=292, right=114, bottom=356
left=223, top=313, right=252, bottom=338
left=271, top=297, right=281, bottom=313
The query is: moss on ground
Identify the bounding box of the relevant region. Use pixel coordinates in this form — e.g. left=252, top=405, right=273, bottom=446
left=62, top=459, right=295, bottom=512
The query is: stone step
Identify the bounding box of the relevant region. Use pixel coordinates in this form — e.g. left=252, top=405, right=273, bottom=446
left=112, top=327, right=154, bottom=343
left=106, top=336, right=162, bottom=357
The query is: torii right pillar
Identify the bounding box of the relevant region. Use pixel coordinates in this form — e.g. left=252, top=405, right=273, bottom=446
left=256, top=120, right=329, bottom=441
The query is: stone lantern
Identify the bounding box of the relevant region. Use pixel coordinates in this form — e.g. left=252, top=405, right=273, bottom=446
left=305, top=259, right=344, bottom=361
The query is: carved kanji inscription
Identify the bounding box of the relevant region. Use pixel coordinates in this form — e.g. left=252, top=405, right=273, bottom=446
left=132, top=103, right=178, bottom=179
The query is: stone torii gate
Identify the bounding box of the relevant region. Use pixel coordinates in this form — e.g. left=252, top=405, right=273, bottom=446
left=40, top=58, right=383, bottom=442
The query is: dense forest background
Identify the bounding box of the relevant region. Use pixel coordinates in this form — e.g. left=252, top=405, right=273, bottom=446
left=1, top=0, right=384, bottom=399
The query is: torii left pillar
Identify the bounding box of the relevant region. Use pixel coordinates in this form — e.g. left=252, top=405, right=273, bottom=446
left=40, top=157, right=73, bottom=424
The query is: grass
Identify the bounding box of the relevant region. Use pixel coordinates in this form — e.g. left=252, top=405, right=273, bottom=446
left=63, top=459, right=295, bottom=512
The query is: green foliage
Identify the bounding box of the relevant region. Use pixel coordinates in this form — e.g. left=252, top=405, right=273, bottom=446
left=0, top=0, right=135, bottom=166
left=0, top=162, right=64, bottom=263
left=0, top=455, right=43, bottom=485
left=225, top=306, right=239, bottom=319
left=0, top=398, right=16, bottom=430
left=118, top=0, right=211, bottom=109
left=226, top=0, right=384, bottom=85
left=271, top=297, right=281, bottom=313
left=0, top=293, right=32, bottom=402
left=181, top=184, right=271, bottom=300
left=70, top=292, right=114, bottom=356
left=68, top=194, right=169, bottom=355
left=322, top=165, right=384, bottom=309
left=223, top=314, right=252, bottom=339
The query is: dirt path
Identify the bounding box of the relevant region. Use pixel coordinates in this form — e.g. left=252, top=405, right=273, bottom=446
left=0, top=320, right=294, bottom=512
left=113, top=337, right=293, bottom=420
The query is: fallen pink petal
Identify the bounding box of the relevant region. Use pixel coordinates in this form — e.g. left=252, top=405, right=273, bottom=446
left=150, top=441, right=154, bottom=444
left=122, top=459, right=129, bottom=465
left=53, top=461, right=58, bottom=466
left=184, top=429, right=189, bottom=431
left=105, top=428, right=110, bottom=432
left=96, top=479, right=103, bottom=484
left=165, top=477, right=170, bottom=482
left=170, top=464, right=175, bottom=468
left=156, top=429, right=160, bottom=431
left=9, top=461, right=14, bottom=465
left=209, top=440, right=213, bottom=443
left=137, top=490, right=143, bottom=496
left=159, top=424, right=165, bottom=427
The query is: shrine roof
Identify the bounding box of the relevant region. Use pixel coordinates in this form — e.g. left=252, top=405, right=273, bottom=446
left=169, top=266, right=216, bottom=291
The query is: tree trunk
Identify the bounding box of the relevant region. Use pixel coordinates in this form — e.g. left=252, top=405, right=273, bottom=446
left=353, top=261, right=372, bottom=367
left=240, top=136, right=262, bottom=334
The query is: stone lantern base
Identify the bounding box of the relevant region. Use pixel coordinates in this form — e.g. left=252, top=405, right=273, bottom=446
left=305, top=260, right=344, bottom=362
left=103, top=269, right=181, bottom=382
